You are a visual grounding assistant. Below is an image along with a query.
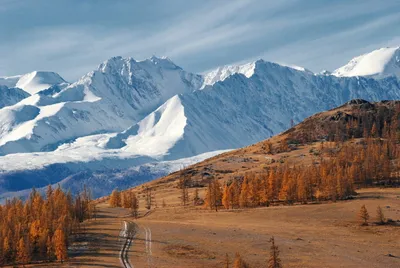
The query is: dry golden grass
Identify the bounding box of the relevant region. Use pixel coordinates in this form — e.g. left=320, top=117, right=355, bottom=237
left=165, top=244, right=215, bottom=260
left=53, top=188, right=400, bottom=268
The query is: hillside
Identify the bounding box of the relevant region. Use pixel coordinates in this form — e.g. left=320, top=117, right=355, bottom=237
left=73, top=100, right=400, bottom=268
left=71, top=188, right=398, bottom=268
left=132, top=99, right=400, bottom=203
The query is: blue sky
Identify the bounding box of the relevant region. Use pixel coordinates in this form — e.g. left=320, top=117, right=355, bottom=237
left=1, top=0, right=399, bottom=80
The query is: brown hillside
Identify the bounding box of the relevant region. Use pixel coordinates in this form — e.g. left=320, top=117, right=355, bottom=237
left=131, top=99, right=400, bottom=200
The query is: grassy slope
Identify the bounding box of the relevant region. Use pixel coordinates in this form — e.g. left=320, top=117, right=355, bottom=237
left=61, top=100, right=400, bottom=268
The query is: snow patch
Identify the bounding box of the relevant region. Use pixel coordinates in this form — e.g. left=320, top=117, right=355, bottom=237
left=333, top=47, right=400, bottom=78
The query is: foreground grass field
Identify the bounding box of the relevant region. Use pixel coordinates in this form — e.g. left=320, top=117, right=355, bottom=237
left=61, top=188, right=399, bottom=268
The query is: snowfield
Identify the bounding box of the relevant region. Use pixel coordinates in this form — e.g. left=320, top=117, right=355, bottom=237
left=0, top=47, right=400, bottom=199
left=333, top=47, right=400, bottom=78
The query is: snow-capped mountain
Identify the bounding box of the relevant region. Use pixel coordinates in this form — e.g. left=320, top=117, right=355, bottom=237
left=16, top=71, right=67, bottom=95
left=0, top=71, right=67, bottom=95
left=121, top=59, right=400, bottom=160
left=333, top=47, right=400, bottom=78
left=0, top=56, right=202, bottom=155
left=1, top=46, right=400, bottom=199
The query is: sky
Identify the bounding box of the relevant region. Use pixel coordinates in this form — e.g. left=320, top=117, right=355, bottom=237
left=0, top=0, right=399, bottom=81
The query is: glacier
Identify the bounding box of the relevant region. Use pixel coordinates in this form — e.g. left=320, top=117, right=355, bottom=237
left=1, top=47, right=400, bottom=200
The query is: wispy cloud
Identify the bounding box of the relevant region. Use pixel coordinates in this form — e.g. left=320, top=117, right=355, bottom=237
left=258, top=11, right=400, bottom=72
left=0, top=0, right=399, bottom=79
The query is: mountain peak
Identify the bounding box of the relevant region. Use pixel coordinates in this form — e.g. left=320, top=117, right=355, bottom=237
left=201, top=59, right=315, bottom=88
left=201, top=61, right=257, bottom=88
left=98, top=56, right=133, bottom=73
left=149, top=55, right=180, bottom=69
left=150, top=55, right=171, bottom=62
left=98, top=55, right=181, bottom=75
left=333, top=46, right=400, bottom=78
left=0, top=71, right=66, bottom=95
left=15, top=71, right=66, bottom=95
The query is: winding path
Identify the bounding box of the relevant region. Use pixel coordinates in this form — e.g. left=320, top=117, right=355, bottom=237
left=120, top=221, right=137, bottom=268
left=144, top=226, right=153, bottom=266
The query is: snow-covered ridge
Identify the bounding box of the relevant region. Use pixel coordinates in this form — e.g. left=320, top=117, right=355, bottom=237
left=1, top=47, right=400, bottom=199
left=0, top=56, right=202, bottom=155
left=277, top=62, right=313, bottom=73
left=0, top=71, right=67, bottom=95
left=0, top=86, right=30, bottom=109
left=16, top=71, right=67, bottom=95
left=201, top=59, right=317, bottom=88
left=105, top=95, right=187, bottom=157
left=201, top=61, right=256, bottom=88
left=333, top=47, right=400, bottom=78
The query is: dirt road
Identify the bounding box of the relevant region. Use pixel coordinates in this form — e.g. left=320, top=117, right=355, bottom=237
left=120, top=221, right=137, bottom=268
left=143, top=226, right=153, bottom=266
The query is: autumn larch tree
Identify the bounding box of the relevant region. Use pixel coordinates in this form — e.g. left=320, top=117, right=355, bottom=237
left=122, top=191, right=132, bottom=209
left=2, top=236, right=11, bottom=264
left=267, top=170, right=277, bottom=202
left=178, top=176, right=190, bottom=206
left=145, top=187, right=153, bottom=210
left=265, top=141, right=273, bottom=154
left=16, top=237, right=31, bottom=265
left=130, top=192, right=139, bottom=218
left=192, top=188, right=200, bottom=205
left=268, top=236, right=282, bottom=268
left=358, top=205, right=369, bottom=226
left=224, top=253, right=230, bottom=268
left=248, top=175, right=261, bottom=207
left=109, top=189, right=121, bottom=208
left=279, top=139, right=289, bottom=152
left=46, top=235, right=54, bottom=261
left=239, top=177, right=250, bottom=208
left=204, top=177, right=222, bottom=211
left=222, top=184, right=230, bottom=209
left=228, top=180, right=240, bottom=208
left=233, top=252, right=250, bottom=268
left=376, top=206, right=385, bottom=225
left=53, top=229, right=68, bottom=263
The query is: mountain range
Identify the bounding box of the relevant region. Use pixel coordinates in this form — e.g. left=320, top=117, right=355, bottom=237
left=0, top=46, right=399, bottom=200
